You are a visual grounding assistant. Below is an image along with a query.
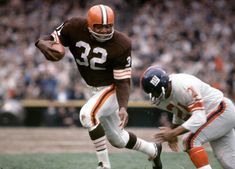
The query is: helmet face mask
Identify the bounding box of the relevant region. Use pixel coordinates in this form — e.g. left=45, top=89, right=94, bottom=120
left=87, top=4, right=114, bottom=42
left=141, top=66, right=169, bottom=105
left=150, top=86, right=166, bottom=105
left=88, top=24, right=114, bottom=42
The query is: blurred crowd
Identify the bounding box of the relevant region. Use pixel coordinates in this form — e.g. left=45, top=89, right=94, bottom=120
left=1, top=0, right=235, bottom=104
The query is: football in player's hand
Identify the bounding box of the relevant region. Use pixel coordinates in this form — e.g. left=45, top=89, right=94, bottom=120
left=50, top=43, right=65, bottom=61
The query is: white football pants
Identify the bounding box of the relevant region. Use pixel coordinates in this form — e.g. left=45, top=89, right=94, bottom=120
left=79, top=85, right=129, bottom=148
left=183, top=98, right=235, bottom=169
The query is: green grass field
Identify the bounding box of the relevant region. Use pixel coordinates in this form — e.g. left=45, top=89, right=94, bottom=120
left=0, top=152, right=222, bottom=169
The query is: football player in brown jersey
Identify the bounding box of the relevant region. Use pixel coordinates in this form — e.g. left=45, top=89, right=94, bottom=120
left=35, top=4, right=162, bottom=169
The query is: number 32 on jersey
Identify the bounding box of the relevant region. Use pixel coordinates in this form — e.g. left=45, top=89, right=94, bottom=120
left=75, top=40, right=131, bottom=70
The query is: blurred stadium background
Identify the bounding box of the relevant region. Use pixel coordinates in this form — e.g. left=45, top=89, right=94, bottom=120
left=0, top=0, right=234, bottom=168
left=0, top=0, right=235, bottom=127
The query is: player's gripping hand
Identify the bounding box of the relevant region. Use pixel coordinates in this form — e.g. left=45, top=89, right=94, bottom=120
left=118, top=107, right=129, bottom=129
left=35, top=39, right=65, bottom=61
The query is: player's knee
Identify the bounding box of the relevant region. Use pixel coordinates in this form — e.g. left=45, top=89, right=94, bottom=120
left=107, top=136, right=126, bottom=148
left=106, top=131, right=129, bottom=148
left=109, top=140, right=124, bottom=148
left=188, top=146, right=210, bottom=168
left=79, top=109, right=92, bottom=128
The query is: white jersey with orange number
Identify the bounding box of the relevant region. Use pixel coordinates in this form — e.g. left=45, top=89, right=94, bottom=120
left=155, top=73, right=235, bottom=168
left=156, top=73, right=224, bottom=133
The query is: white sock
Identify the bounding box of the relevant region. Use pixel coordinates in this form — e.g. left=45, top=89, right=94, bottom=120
left=198, top=165, right=212, bottom=169
left=93, top=136, right=111, bottom=168
left=96, top=149, right=111, bottom=168
left=132, top=138, right=156, bottom=158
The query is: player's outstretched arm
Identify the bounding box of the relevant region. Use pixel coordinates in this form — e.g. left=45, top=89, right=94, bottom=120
left=154, top=126, right=188, bottom=143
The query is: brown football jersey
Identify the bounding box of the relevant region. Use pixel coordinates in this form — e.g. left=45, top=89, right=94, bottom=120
left=55, top=17, right=132, bottom=87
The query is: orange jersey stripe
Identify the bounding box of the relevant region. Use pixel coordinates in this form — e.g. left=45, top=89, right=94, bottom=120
left=114, top=71, right=131, bottom=75
left=114, top=70, right=131, bottom=74
left=90, top=85, right=115, bottom=126
left=113, top=68, right=131, bottom=79
left=114, top=72, right=131, bottom=77
left=113, top=68, right=131, bottom=72
left=188, top=100, right=204, bottom=112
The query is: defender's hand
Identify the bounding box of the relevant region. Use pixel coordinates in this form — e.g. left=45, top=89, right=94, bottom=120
left=168, top=137, right=179, bottom=152
left=154, top=127, right=175, bottom=143
left=118, top=107, right=128, bottom=129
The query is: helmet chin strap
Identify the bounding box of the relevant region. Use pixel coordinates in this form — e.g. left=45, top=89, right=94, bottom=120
left=150, top=87, right=166, bottom=105
left=88, top=27, right=114, bottom=42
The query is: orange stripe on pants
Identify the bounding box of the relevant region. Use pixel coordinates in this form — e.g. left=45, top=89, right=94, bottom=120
left=186, top=101, right=226, bottom=150
left=90, top=85, right=115, bottom=126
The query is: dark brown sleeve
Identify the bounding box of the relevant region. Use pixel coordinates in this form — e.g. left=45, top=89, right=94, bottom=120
left=115, top=78, right=131, bottom=110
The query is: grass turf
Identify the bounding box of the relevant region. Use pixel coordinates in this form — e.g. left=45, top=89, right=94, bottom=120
left=0, top=152, right=222, bottom=169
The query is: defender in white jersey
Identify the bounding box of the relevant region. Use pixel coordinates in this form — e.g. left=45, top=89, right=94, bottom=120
left=141, top=66, right=235, bottom=169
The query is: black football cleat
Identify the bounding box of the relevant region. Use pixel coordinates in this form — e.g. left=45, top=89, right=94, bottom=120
left=152, top=143, right=162, bottom=169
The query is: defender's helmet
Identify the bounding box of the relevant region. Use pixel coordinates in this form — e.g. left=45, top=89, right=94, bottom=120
left=87, top=4, right=114, bottom=42
left=141, top=66, right=169, bottom=104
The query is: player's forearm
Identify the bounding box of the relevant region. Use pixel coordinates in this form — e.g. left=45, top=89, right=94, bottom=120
left=171, top=125, right=189, bottom=137
left=35, top=36, right=65, bottom=61
left=170, top=123, right=180, bottom=129
left=115, top=79, right=130, bottom=110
